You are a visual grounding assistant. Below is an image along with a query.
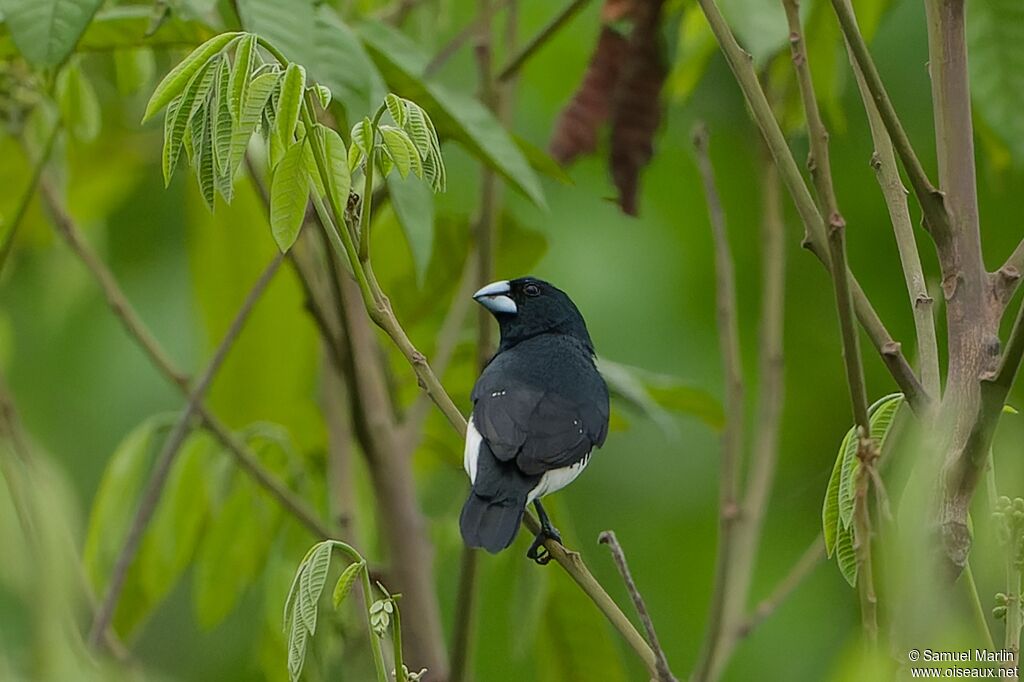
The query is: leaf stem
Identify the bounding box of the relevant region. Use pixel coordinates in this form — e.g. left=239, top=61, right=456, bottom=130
left=495, top=0, right=592, bottom=82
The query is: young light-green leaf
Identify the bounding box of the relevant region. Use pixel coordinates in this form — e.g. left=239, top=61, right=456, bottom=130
left=144, top=31, right=241, bottom=121
left=228, top=33, right=256, bottom=120
left=275, top=62, right=306, bottom=148
left=379, top=125, right=421, bottom=179
left=837, top=394, right=904, bottom=530
left=298, top=541, right=332, bottom=634
left=195, top=114, right=216, bottom=210
left=835, top=521, right=858, bottom=588
left=212, top=57, right=233, bottom=177
left=318, top=124, right=351, bottom=204
left=822, top=426, right=852, bottom=557
left=227, top=70, right=279, bottom=178
left=270, top=139, right=311, bottom=252
left=161, top=58, right=217, bottom=186
left=332, top=560, right=362, bottom=609
left=385, top=92, right=407, bottom=127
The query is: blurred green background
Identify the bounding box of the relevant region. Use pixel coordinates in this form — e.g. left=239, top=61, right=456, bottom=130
left=1, top=0, right=1022, bottom=680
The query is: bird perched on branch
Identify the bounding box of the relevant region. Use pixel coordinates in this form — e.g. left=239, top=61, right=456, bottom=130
left=460, top=277, right=610, bottom=564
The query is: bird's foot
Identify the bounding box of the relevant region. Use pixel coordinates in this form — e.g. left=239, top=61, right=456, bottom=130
left=526, top=525, right=562, bottom=565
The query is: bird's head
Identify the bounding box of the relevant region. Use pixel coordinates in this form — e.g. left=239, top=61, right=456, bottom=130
left=473, top=277, right=594, bottom=350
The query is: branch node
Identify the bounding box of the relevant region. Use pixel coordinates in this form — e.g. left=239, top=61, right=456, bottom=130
left=941, top=272, right=961, bottom=301
left=881, top=341, right=901, bottom=358
left=914, top=293, right=934, bottom=309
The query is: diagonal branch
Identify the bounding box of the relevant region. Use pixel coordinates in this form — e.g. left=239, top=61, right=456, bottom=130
left=89, top=250, right=284, bottom=647
left=695, top=0, right=931, bottom=415
left=733, top=535, right=825, bottom=640
left=44, top=184, right=332, bottom=543
left=831, top=0, right=950, bottom=246
left=0, top=122, right=61, bottom=278
left=843, top=25, right=941, bottom=398
left=495, top=0, right=592, bottom=82
left=599, top=531, right=679, bottom=682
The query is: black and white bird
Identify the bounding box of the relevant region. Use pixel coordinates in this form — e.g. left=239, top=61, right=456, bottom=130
left=459, top=277, right=609, bottom=564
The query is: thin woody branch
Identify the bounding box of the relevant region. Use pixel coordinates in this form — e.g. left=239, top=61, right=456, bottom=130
left=0, top=122, right=60, bottom=277
left=691, top=124, right=745, bottom=682
left=45, top=183, right=333, bottom=542
left=831, top=0, right=951, bottom=246
left=89, top=252, right=284, bottom=648
left=695, top=0, right=931, bottom=414
left=599, top=531, right=679, bottom=682
left=842, top=21, right=941, bottom=398
left=495, top=0, right=592, bottom=82
left=734, top=536, right=825, bottom=639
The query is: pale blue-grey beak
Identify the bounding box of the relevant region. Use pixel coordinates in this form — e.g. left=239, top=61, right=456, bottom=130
left=473, top=280, right=517, bottom=314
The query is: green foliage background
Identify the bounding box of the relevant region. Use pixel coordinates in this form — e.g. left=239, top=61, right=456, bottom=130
left=1, top=0, right=1023, bottom=680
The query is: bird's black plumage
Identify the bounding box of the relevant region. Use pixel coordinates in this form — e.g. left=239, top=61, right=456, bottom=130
left=460, top=277, right=609, bottom=557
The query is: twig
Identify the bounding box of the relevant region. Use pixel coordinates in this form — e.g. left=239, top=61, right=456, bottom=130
left=521, top=513, right=659, bottom=676
left=695, top=0, right=930, bottom=414
left=842, top=17, right=940, bottom=398
left=783, top=0, right=876, bottom=641
left=995, top=239, right=1024, bottom=308
left=734, top=536, right=825, bottom=639
left=44, top=183, right=332, bottom=541
left=0, top=122, right=60, bottom=278
left=599, top=531, right=678, bottom=682
left=714, top=144, right=787, bottom=672
left=691, top=124, right=745, bottom=682
left=495, top=0, right=592, bottom=82
left=89, top=252, right=283, bottom=648
left=424, top=0, right=516, bottom=78
left=830, top=0, right=950, bottom=245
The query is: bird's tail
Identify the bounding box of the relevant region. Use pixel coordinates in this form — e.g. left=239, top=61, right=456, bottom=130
left=459, top=490, right=527, bottom=554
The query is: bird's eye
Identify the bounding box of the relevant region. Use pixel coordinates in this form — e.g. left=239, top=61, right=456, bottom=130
left=523, top=283, right=541, bottom=297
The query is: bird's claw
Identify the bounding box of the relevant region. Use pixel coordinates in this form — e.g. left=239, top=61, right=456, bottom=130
left=526, top=526, right=562, bottom=565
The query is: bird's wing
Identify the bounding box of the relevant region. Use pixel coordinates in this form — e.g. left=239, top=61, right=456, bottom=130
left=472, top=374, right=608, bottom=477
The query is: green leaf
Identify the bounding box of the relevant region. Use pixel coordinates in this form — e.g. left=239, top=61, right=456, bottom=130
left=195, top=113, right=216, bottom=210
left=1004, top=405, right=1020, bottom=415
left=312, top=84, right=332, bottom=109
left=835, top=521, right=858, bottom=587
left=287, top=605, right=309, bottom=682
left=386, top=173, right=433, bottom=284
left=351, top=117, right=373, bottom=157
left=319, top=124, right=351, bottom=205
left=298, top=541, right=332, bottom=634
left=357, top=21, right=544, bottom=207
left=275, top=63, right=306, bottom=148
left=161, top=57, right=217, bottom=186
left=385, top=92, right=407, bottom=127
left=193, top=477, right=273, bottom=629
left=113, top=47, right=156, bottom=95
left=332, top=560, right=362, bottom=609
left=302, top=139, right=326, bottom=198
left=311, top=6, right=386, bottom=117
left=379, top=125, right=421, bottom=179
left=228, top=33, right=256, bottom=120
left=144, top=31, right=241, bottom=122
left=227, top=70, right=279, bottom=178
left=137, top=431, right=210, bottom=605
left=83, top=417, right=165, bottom=593
left=212, top=57, right=233, bottom=178
left=514, top=133, right=573, bottom=186
left=270, top=139, right=310, bottom=252
left=0, top=0, right=103, bottom=67
left=837, top=394, right=904, bottom=529
left=968, top=0, right=1024, bottom=162
left=667, top=4, right=718, bottom=101
left=56, top=60, right=101, bottom=142
left=236, top=0, right=314, bottom=66
left=822, top=426, right=852, bottom=557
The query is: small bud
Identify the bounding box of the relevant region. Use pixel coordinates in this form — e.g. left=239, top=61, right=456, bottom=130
left=993, top=605, right=1008, bottom=620
left=998, top=496, right=1012, bottom=511
left=1014, top=498, right=1024, bottom=513
left=995, top=593, right=1008, bottom=605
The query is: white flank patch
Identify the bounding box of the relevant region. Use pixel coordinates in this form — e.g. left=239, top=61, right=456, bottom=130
left=464, top=416, right=483, bottom=484
left=527, top=452, right=591, bottom=504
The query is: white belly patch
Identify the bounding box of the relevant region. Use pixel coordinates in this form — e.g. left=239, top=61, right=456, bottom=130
left=527, top=452, right=591, bottom=504
left=464, top=416, right=483, bottom=484
left=465, top=416, right=591, bottom=501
